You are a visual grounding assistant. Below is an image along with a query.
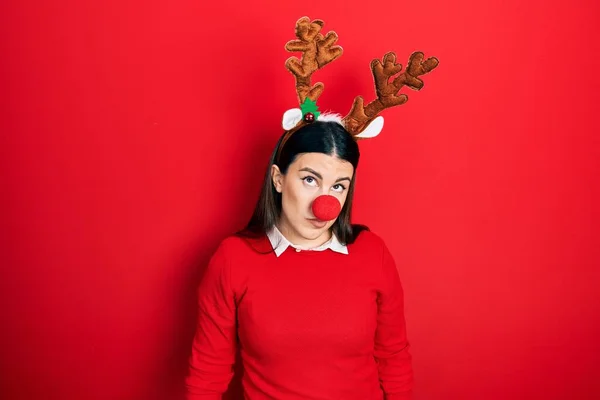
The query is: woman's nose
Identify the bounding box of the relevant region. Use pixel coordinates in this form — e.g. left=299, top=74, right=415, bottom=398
left=312, top=195, right=341, bottom=221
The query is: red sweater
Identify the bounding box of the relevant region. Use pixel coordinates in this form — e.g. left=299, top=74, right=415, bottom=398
left=185, top=230, right=413, bottom=399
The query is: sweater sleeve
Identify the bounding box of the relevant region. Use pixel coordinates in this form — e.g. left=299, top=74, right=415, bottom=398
left=185, top=241, right=237, bottom=400
left=374, top=241, right=414, bottom=400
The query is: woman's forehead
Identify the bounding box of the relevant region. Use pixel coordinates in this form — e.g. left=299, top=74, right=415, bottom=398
left=291, top=153, right=354, bottom=174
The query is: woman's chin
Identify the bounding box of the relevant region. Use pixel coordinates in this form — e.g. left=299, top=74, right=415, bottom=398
left=298, top=222, right=330, bottom=239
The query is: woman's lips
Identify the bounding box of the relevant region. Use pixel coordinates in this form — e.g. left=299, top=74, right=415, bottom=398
left=308, top=218, right=328, bottom=229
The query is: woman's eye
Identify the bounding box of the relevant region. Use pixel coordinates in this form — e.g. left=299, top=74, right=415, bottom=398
left=303, top=176, right=318, bottom=186
left=332, top=184, right=346, bottom=192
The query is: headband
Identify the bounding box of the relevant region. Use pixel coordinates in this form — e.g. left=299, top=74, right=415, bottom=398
left=279, top=16, right=439, bottom=153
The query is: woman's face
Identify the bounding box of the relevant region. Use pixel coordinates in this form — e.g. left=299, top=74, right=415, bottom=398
left=271, top=152, right=354, bottom=247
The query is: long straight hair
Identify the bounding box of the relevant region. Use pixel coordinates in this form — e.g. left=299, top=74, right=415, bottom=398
left=237, top=121, right=368, bottom=245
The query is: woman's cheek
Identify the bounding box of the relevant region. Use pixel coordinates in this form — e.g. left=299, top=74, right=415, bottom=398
left=289, top=184, right=309, bottom=214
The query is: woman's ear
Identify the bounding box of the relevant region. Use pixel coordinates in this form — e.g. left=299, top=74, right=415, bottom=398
left=271, top=164, right=283, bottom=193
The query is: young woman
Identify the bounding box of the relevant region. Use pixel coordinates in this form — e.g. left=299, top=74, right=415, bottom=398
left=184, top=121, right=413, bottom=400
left=185, top=15, right=438, bottom=400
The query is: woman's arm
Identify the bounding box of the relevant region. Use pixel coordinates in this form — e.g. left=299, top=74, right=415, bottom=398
left=374, top=241, right=414, bottom=400
left=185, top=241, right=237, bottom=400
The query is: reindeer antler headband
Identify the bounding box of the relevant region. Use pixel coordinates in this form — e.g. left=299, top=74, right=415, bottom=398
left=280, top=17, right=439, bottom=150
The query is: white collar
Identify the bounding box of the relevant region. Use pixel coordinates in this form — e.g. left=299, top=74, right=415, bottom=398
left=266, top=225, right=349, bottom=257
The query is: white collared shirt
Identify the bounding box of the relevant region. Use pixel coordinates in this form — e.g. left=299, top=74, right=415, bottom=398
left=266, top=225, right=349, bottom=257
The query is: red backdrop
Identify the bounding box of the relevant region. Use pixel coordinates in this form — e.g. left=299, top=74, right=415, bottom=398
left=1, top=0, right=599, bottom=399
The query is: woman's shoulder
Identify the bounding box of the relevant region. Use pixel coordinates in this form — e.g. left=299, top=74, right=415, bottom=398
left=354, top=228, right=385, bottom=244
left=214, top=234, right=244, bottom=252
left=214, top=231, right=272, bottom=256
left=350, top=228, right=388, bottom=253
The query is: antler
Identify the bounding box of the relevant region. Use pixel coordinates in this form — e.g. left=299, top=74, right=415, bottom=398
left=343, top=51, right=439, bottom=136
left=285, top=17, right=343, bottom=104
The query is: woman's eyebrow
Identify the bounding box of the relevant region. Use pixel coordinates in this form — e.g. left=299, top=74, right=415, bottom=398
left=299, top=167, right=351, bottom=183
left=335, top=177, right=351, bottom=183
left=299, top=167, right=322, bottom=179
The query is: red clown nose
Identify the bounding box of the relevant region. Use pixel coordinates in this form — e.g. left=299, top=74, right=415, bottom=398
left=311, top=195, right=341, bottom=221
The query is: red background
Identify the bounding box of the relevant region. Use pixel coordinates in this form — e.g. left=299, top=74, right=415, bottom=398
left=1, top=0, right=599, bottom=399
